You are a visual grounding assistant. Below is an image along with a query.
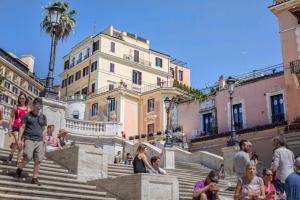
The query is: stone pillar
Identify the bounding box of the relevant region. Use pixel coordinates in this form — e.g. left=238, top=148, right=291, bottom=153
left=221, top=145, right=239, bottom=177
left=47, top=144, right=108, bottom=181
left=0, top=126, right=6, bottom=148
left=41, top=98, right=67, bottom=135
left=164, top=147, right=175, bottom=169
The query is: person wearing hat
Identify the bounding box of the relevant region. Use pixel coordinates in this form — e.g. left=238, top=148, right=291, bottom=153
left=15, top=97, right=47, bottom=185
left=234, top=139, right=252, bottom=179
left=285, top=157, right=300, bottom=200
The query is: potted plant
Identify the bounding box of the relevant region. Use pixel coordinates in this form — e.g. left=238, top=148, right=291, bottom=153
left=129, top=136, right=134, bottom=140
left=135, top=135, right=140, bottom=139
left=141, top=134, right=146, bottom=138
left=156, top=131, right=162, bottom=136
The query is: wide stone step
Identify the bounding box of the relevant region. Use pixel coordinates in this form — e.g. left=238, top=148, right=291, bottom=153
left=0, top=174, right=96, bottom=190
left=108, top=167, right=133, bottom=173
left=0, top=169, right=85, bottom=184
left=0, top=164, right=77, bottom=179
left=0, top=193, right=58, bottom=200
left=0, top=160, right=68, bottom=173
left=0, top=179, right=107, bottom=197
left=0, top=186, right=116, bottom=200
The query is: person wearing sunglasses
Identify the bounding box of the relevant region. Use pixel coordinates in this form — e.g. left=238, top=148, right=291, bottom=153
left=192, top=170, right=220, bottom=200
left=234, top=162, right=265, bottom=200
left=262, top=168, right=276, bottom=200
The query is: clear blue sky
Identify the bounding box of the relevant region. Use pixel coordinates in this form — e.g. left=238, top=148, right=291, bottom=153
left=0, top=0, right=281, bottom=89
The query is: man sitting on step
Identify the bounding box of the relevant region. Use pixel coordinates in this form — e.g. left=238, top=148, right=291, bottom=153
left=148, top=156, right=167, bottom=175
left=15, top=98, right=47, bottom=185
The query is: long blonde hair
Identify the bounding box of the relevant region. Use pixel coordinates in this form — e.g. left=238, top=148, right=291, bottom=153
left=136, top=144, right=147, bottom=155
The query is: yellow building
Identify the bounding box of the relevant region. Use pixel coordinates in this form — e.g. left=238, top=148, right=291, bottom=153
left=61, top=26, right=191, bottom=138
left=60, top=25, right=190, bottom=98
left=0, top=48, right=44, bottom=107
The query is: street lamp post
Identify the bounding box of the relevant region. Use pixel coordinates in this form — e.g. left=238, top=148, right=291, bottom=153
left=226, top=77, right=239, bottom=146
left=107, top=96, right=113, bottom=122
left=40, top=5, right=64, bottom=99
left=164, top=97, right=173, bottom=147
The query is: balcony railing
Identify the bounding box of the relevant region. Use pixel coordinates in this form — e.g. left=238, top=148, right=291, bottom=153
left=65, top=118, right=122, bottom=136
left=290, top=59, right=300, bottom=74
left=123, top=54, right=152, bottom=67
left=1, top=103, right=12, bottom=122
left=64, top=94, right=87, bottom=102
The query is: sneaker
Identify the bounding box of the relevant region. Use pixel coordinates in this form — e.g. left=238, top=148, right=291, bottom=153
left=15, top=168, right=23, bottom=178
left=31, top=178, right=41, bottom=186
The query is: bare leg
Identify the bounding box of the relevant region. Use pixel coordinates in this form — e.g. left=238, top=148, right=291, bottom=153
left=8, top=133, right=18, bottom=161
left=200, top=193, right=208, bottom=200
left=33, top=161, right=41, bottom=178
left=18, top=159, right=28, bottom=169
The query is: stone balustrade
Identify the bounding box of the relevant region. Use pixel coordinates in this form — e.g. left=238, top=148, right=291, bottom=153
left=2, top=103, right=12, bottom=122
left=65, top=118, right=122, bottom=136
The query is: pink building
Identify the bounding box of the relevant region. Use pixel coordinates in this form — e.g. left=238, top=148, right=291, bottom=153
left=215, top=70, right=286, bottom=133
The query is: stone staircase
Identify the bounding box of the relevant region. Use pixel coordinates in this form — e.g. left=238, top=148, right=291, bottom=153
left=0, top=148, right=116, bottom=200
left=108, top=162, right=236, bottom=200
left=285, top=131, right=300, bottom=157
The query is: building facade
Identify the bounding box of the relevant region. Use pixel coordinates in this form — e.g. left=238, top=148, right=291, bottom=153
left=0, top=48, right=44, bottom=108
left=61, top=26, right=191, bottom=138
left=270, top=0, right=300, bottom=122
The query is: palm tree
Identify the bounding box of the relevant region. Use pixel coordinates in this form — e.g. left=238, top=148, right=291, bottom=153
left=40, top=2, right=76, bottom=96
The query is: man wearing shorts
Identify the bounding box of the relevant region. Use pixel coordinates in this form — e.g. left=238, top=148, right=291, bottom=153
left=15, top=98, right=47, bottom=185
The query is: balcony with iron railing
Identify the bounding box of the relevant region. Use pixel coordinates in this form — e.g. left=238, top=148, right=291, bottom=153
left=123, top=54, right=152, bottom=67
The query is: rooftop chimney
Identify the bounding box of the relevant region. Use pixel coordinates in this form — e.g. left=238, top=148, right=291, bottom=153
left=20, top=55, right=35, bottom=73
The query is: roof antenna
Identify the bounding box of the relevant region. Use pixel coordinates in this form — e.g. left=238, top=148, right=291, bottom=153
left=93, top=21, right=96, bottom=35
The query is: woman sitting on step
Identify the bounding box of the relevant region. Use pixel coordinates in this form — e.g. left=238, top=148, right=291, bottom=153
left=234, top=162, right=266, bottom=200
left=132, top=144, right=155, bottom=174
left=192, top=170, right=220, bottom=200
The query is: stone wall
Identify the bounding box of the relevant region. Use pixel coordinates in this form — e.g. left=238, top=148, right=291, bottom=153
left=190, top=127, right=285, bottom=166
left=46, top=144, right=108, bottom=181
left=88, top=174, right=179, bottom=200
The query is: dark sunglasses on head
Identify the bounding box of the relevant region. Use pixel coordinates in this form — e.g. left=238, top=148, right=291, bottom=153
left=265, top=174, right=273, bottom=177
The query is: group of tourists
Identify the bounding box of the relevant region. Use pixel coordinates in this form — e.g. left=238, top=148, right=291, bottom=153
left=2, top=94, right=69, bottom=185
left=191, top=137, right=299, bottom=200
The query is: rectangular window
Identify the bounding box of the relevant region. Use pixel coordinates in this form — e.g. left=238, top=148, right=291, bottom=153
left=2, top=95, right=9, bottom=103
left=91, top=83, right=96, bottom=93
left=85, top=48, right=90, bottom=59
left=203, top=113, right=213, bottom=135
left=170, top=68, right=175, bottom=78
left=91, top=61, right=98, bottom=72
left=68, top=75, right=74, bottom=85
left=93, top=40, right=99, bottom=52
left=155, top=57, right=163, bottom=68
left=4, top=81, right=10, bottom=89
left=28, top=85, right=33, bottom=92
left=232, top=103, right=243, bottom=130
left=271, top=94, right=285, bottom=123
left=81, top=87, right=88, bottom=96
left=147, top=124, right=154, bottom=134
left=147, top=99, right=155, bottom=112
left=61, top=79, right=67, bottom=88
left=75, top=71, right=81, bottom=81
left=34, top=89, right=39, bottom=96
left=91, top=103, right=98, bottom=117
left=108, top=98, right=116, bottom=112
left=134, top=50, right=139, bottom=63
left=12, top=86, right=18, bottom=94
left=157, top=77, right=161, bottom=86
left=132, top=70, right=142, bottom=85
left=64, top=60, right=69, bottom=70
left=110, top=63, right=115, bottom=73
left=109, top=84, right=114, bottom=91
left=110, top=42, right=115, bottom=53
left=77, top=53, right=82, bottom=64
left=11, top=99, right=16, bottom=106
left=83, top=66, right=89, bottom=77
left=179, top=70, right=183, bottom=81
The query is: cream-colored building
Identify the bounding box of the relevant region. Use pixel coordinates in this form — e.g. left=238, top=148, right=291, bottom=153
left=61, top=26, right=191, bottom=138
left=0, top=48, right=44, bottom=107
left=60, top=26, right=190, bottom=98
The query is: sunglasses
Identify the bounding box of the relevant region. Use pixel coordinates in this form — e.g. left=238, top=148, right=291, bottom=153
left=265, top=174, right=273, bottom=177
left=210, top=179, right=219, bottom=184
